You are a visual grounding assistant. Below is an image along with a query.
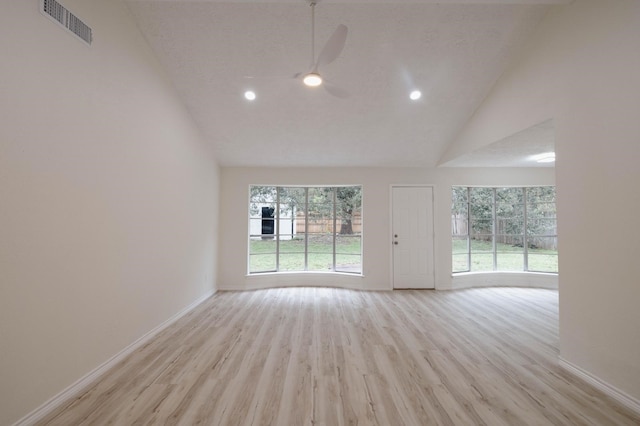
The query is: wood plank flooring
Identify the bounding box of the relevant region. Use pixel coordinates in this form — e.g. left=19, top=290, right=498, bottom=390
left=38, top=287, right=640, bottom=425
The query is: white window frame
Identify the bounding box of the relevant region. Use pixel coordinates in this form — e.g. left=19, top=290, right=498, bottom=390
left=452, top=186, right=557, bottom=274
left=248, top=185, right=362, bottom=275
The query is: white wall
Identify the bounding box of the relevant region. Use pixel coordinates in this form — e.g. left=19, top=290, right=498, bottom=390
left=443, top=0, right=640, bottom=405
left=218, top=167, right=554, bottom=291
left=0, top=1, right=219, bottom=424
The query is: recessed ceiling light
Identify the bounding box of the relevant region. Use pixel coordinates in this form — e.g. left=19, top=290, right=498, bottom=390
left=531, top=152, right=556, bottom=163
left=244, top=90, right=256, bottom=101
left=410, top=90, right=422, bottom=101
left=303, top=72, right=322, bottom=87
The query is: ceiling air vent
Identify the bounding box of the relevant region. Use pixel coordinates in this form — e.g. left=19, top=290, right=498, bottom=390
left=40, top=0, right=92, bottom=45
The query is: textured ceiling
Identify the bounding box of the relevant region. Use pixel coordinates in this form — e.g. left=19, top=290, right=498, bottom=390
left=125, top=0, right=562, bottom=167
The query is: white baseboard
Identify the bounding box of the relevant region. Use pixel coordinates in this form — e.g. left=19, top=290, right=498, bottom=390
left=559, top=357, right=640, bottom=416
left=12, top=290, right=215, bottom=426
left=219, top=272, right=385, bottom=291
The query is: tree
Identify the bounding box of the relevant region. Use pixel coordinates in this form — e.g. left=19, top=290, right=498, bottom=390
left=453, top=186, right=556, bottom=248
left=249, top=186, right=277, bottom=216
left=304, top=187, right=361, bottom=235
left=250, top=185, right=362, bottom=236
left=451, top=186, right=468, bottom=236
left=469, top=187, right=494, bottom=239
left=525, top=187, right=556, bottom=249
left=335, top=187, right=361, bottom=235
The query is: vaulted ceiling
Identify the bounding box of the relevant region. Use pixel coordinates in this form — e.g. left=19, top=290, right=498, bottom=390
left=125, top=0, right=567, bottom=167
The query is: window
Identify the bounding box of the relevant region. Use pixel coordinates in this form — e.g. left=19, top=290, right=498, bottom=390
left=249, top=186, right=362, bottom=274
left=452, top=186, right=557, bottom=273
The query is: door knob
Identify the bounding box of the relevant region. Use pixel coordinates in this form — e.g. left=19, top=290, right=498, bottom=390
left=394, top=241, right=398, bottom=245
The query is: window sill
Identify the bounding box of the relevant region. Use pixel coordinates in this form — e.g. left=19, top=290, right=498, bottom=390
left=452, top=271, right=557, bottom=276
left=450, top=271, right=558, bottom=290
left=247, top=270, right=364, bottom=278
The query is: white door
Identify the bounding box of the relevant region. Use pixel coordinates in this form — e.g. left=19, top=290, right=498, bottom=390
left=392, top=186, right=435, bottom=289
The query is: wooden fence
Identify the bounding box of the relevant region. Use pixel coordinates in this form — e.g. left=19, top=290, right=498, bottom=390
left=452, top=214, right=557, bottom=250
left=296, top=212, right=362, bottom=234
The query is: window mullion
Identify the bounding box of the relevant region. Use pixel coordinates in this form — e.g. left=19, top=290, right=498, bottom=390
left=466, top=187, right=471, bottom=272
left=276, top=188, right=280, bottom=272
left=333, top=188, right=337, bottom=271
left=492, top=188, right=497, bottom=271
left=523, top=187, right=529, bottom=271
left=304, top=187, right=309, bottom=271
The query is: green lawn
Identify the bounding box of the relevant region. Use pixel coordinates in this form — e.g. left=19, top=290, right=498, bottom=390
left=249, top=235, right=361, bottom=273
left=249, top=235, right=557, bottom=274
left=453, top=238, right=558, bottom=273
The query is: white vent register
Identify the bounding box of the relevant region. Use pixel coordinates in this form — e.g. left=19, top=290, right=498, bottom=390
left=40, top=0, right=92, bottom=45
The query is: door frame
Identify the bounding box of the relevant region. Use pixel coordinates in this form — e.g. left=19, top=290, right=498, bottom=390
left=389, top=184, right=436, bottom=289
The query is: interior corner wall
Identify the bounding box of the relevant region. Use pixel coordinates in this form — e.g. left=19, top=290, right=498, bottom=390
left=443, top=0, right=640, bottom=403
left=217, top=166, right=554, bottom=292
left=0, top=1, right=219, bottom=424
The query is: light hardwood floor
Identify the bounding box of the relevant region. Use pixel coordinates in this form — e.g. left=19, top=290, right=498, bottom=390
left=38, top=287, right=639, bottom=425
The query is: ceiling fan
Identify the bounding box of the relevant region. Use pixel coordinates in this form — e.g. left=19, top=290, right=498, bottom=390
left=296, top=1, right=349, bottom=98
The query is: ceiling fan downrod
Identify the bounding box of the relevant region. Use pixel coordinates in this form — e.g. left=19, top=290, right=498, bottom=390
left=304, top=2, right=322, bottom=87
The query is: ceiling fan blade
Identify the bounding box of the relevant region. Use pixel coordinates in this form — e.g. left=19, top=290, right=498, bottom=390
left=316, top=24, right=348, bottom=68
left=324, top=81, right=349, bottom=99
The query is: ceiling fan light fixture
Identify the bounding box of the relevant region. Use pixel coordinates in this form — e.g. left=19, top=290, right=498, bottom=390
left=303, top=72, right=322, bottom=87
